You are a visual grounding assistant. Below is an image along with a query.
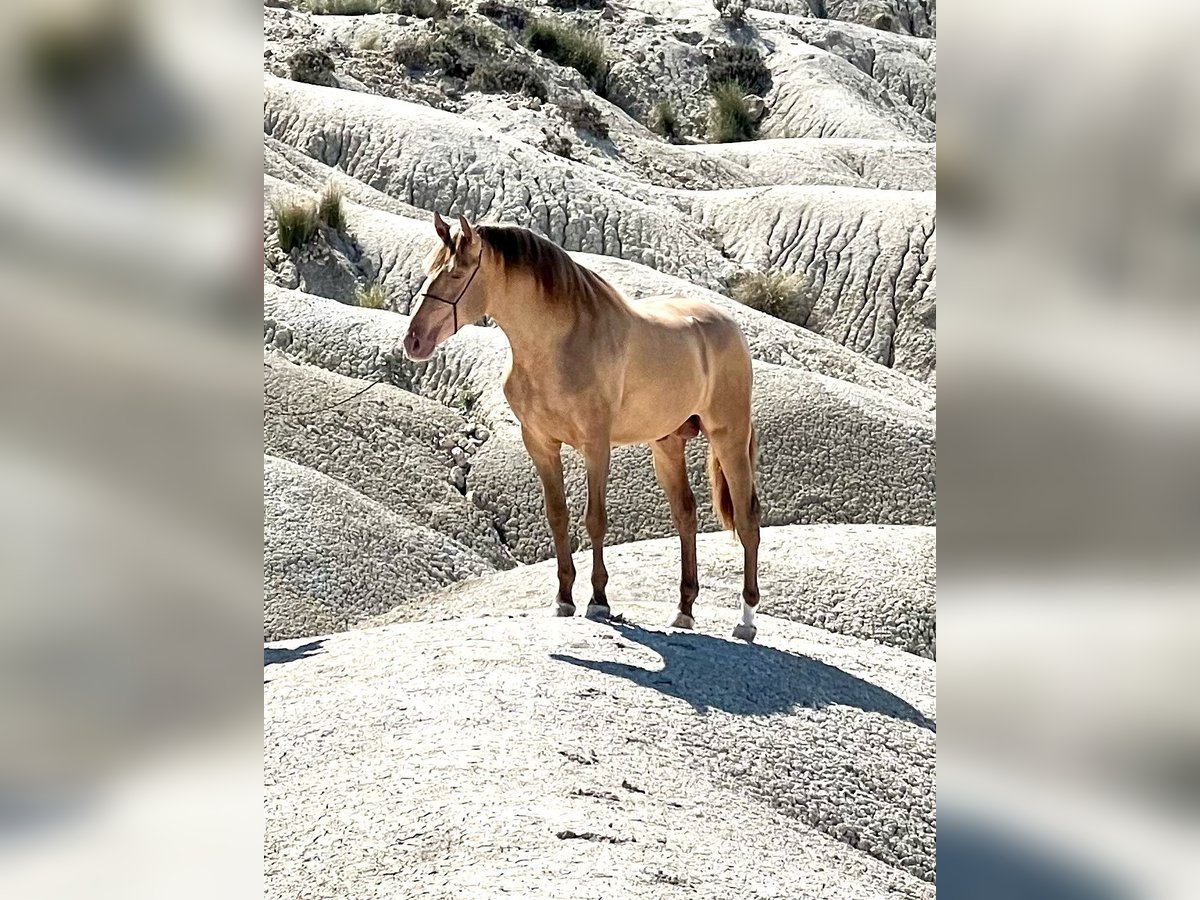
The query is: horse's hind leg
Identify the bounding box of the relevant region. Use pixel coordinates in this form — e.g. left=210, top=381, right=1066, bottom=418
left=651, top=434, right=699, bottom=629
left=709, top=425, right=761, bottom=642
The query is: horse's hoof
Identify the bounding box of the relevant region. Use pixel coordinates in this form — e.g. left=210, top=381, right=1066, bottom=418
left=554, top=602, right=576, bottom=617
left=584, top=603, right=611, bottom=621
left=732, top=623, right=757, bottom=643
left=669, top=612, right=695, bottom=630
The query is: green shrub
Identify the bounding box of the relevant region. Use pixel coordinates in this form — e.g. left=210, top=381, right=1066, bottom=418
left=394, top=21, right=497, bottom=78
left=453, top=387, right=480, bottom=413
left=478, top=0, right=530, bottom=30
left=707, top=43, right=771, bottom=95
left=355, top=29, right=386, bottom=51
left=467, top=58, right=549, bottom=100
left=544, top=0, right=604, bottom=8
left=713, top=0, right=749, bottom=25
left=273, top=199, right=319, bottom=252
left=306, top=0, right=383, bottom=13
left=543, top=130, right=573, bottom=159
left=707, top=81, right=758, bottom=142
left=728, top=270, right=810, bottom=324
left=438, top=20, right=497, bottom=55
left=522, top=17, right=607, bottom=93
left=288, top=47, right=336, bottom=87
left=394, top=37, right=431, bottom=69
left=430, top=21, right=498, bottom=78
left=649, top=100, right=683, bottom=142
left=562, top=98, right=608, bottom=138
left=317, top=182, right=346, bottom=231
left=381, top=0, right=450, bottom=16
left=355, top=283, right=389, bottom=309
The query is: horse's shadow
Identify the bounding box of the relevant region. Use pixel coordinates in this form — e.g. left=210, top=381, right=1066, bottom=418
left=551, top=624, right=934, bottom=732
left=264, top=639, right=325, bottom=681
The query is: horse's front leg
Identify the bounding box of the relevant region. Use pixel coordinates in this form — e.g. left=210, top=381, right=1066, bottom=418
left=522, top=429, right=576, bottom=616
left=580, top=441, right=611, bottom=619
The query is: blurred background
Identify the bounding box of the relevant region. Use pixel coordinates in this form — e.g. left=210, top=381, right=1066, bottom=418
left=938, top=1, right=1200, bottom=897
left=0, top=0, right=1197, bottom=897
left=0, top=1, right=263, bottom=897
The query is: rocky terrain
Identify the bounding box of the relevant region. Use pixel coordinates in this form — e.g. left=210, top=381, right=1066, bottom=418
left=264, top=0, right=935, bottom=895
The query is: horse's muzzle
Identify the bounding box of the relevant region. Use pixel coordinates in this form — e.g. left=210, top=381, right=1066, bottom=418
left=402, top=328, right=434, bottom=362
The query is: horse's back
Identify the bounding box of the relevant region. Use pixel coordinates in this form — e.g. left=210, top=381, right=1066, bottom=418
left=632, top=293, right=747, bottom=350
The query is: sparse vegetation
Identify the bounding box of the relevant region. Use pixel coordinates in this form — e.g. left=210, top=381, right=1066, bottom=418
left=467, top=58, right=549, bottom=100
left=728, top=270, right=811, bottom=324
left=707, top=44, right=771, bottom=95
left=393, top=20, right=498, bottom=78
left=649, top=100, right=683, bottom=143
left=317, top=182, right=346, bottom=231
left=562, top=98, right=609, bottom=138
left=355, top=29, right=386, bottom=51
left=713, top=0, right=749, bottom=26
left=707, top=82, right=758, bottom=142
left=355, top=283, right=389, bottom=309
left=453, top=387, right=480, bottom=413
left=522, top=17, right=608, bottom=93
left=273, top=199, right=319, bottom=252
left=381, top=0, right=450, bottom=16
left=393, top=37, right=432, bottom=69
left=305, top=0, right=383, bottom=13
left=543, top=130, right=573, bottom=159
left=478, top=0, right=530, bottom=31
left=288, top=47, right=336, bottom=87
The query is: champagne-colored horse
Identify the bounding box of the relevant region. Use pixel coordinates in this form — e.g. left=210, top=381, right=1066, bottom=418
left=403, top=213, right=761, bottom=641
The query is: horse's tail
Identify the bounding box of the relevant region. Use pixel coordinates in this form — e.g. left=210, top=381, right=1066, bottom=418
left=708, top=426, right=759, bottom=537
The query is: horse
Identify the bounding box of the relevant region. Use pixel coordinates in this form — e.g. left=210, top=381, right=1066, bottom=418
left=403, top=213, right=762, bottom=641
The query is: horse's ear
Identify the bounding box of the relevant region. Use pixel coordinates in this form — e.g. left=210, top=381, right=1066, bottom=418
left=457, top=215, right=475, bottom=246
left=433, top=211, right=453, bottom=249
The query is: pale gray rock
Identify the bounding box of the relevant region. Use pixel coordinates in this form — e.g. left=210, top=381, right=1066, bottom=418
left=687, top=185, right=936, bottom=380
left=265, top=607, right=936, bottom=897
left=763, top=46, right=934, bottom=141
left=777, top=18, right=936, bottom=121
left=686, top=138, right=935, bottom=191
left=264, top=77, right=737, bottom=289
left=264, top=454, right=493, bottom=641
left=822, top=0, right=936, bottom=38
left=371, top=524, right=936, bottom=658
left=263, top=349, right=518, bottom=570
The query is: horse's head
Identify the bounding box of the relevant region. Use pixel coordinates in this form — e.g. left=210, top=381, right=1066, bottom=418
left=403, top=212, right=488, bottom=362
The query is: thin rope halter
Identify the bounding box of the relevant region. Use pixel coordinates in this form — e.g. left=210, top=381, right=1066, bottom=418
left=415, top=257, right=482, bottom=338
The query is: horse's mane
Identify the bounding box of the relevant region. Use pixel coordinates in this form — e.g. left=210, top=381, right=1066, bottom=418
left=476, top=225, right=626, bottom=314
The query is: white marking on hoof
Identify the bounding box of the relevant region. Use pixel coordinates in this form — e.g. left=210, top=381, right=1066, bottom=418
left=732, top=623, right=757, bottom=643
left=584, top=603, right=611, bottom=621
left=669, top=612, right=695, bottom=630
left=733, top=601, right=757, bottom=641
left=554, top=602, right=576, bottom=617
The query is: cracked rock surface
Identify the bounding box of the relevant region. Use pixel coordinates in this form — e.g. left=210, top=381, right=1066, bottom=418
left=264, top=454, right=494, bottom=641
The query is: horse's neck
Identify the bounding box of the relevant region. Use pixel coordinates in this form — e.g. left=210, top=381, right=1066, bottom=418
left=487, top=271, right=578, bottom=364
